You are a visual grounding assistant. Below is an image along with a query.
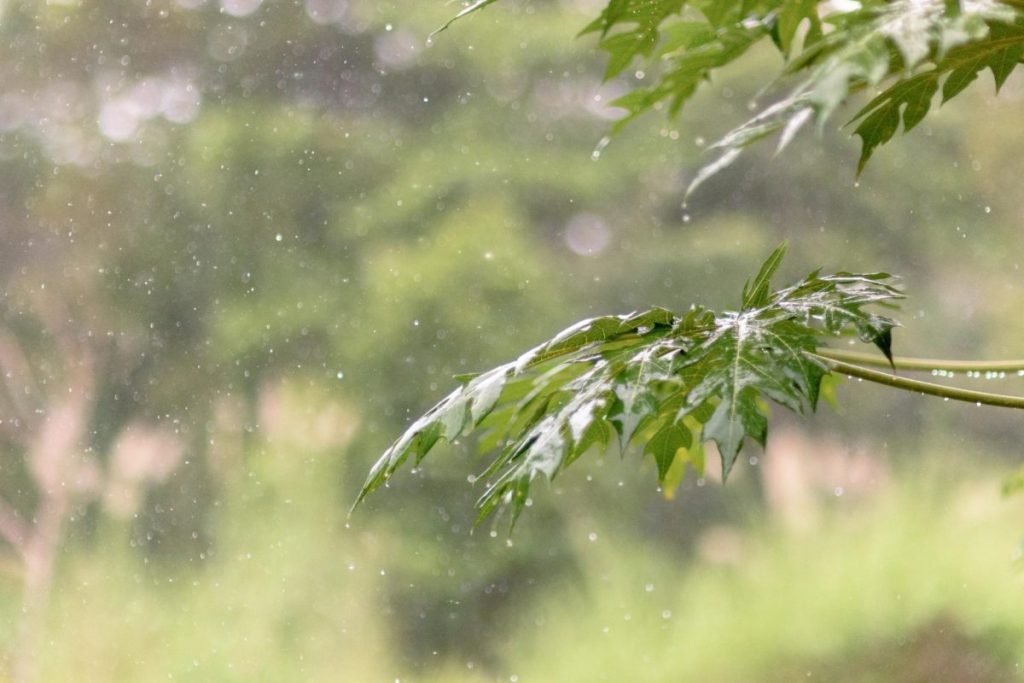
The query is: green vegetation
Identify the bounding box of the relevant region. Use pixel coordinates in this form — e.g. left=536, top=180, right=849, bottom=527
left=359, top=244, right=905, bottom=524
left=446, top=0, right=1024, bottom=187
left=510, top=465, right=1024, bottom=683
left=13, top=444, right=1024, bottom=682
left=0, top=0, right=1023, bottom=680
left=363, top=0, right=1024, bottom=526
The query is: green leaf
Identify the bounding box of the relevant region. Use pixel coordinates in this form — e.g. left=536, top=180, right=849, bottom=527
left=742, top=242, right=788, bottom=309
left=470, top=369, right=506, bottom=423
left=583, top=0, right=1022, bottom=188
left=704, top=387, right=767, bottom=478
left=584, top=0, right=686, bottom=79
left=434, top=1, right=1022, bottom=181
left=609, top=349, right=675, bottom=446
left=661, top=438, right=703, bottom=500
left=356, top=246, right=903, bottom=523
left=777, top=0, right=823, bottom=56
left=645, top=420, right=693, bottom=480
left=852, top=74, right=939, bottom=174
left=987, top=24, right=1024, bottom=89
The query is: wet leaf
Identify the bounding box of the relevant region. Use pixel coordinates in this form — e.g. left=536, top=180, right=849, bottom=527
left=356, top=246, right=902, bottom=524
left=646, top=420, right=693, bottom=480
left=588, top=0, right=1021, bottom=185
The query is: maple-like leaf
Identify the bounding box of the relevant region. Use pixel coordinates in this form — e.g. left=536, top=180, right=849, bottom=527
left=684, top=0, right=1023, bottom=193
left=431, top=1, right=1024, bottom=189
left=355, top=245, right=902, bottom=526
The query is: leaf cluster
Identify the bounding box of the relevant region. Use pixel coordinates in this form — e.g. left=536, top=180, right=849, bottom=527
left=356, top=246, right=902, bottom=527
left=436, top=0, right=1024, bottom=189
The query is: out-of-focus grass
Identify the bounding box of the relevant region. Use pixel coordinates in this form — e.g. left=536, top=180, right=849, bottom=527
left=506, top=464, right=1024, bottom=682
left=3, top=446, right=1024, bottom=682
left=28, top=445, right=404, bottom=683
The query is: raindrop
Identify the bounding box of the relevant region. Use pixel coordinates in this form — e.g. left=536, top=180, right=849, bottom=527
left=221, top=0, right=262, bottom=17
left=98, top=100, right=140, bottom=142
left=336, top=371, right=344, bottom=379
left=661, top=609, right=672, bottom=619
left=274, top=233, right=283, bottom=242
left=587, top=532, right=598, bottom=542
left=564, top=213, right=611, bottom=256
left=644, top=583, right=654, bottom=592
left=376, top=27, right=419, bottom=68
left=208, top=24, right=249, bottom=62
left=591, top=135, right=611, bottom=161
left=304, top=0, right=347, bottom=25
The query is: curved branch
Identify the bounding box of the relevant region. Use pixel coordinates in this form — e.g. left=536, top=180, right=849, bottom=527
left=816, top=347, right=1024, bottom=375
left=807, top=352, right=1024, bottom=410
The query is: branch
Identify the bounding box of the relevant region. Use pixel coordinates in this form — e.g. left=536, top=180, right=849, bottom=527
left=808, top=353, right=1024, bottom=410
left=817, top=347, right=1024, bottom=374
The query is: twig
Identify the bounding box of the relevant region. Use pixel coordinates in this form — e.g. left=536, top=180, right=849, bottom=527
left=808, top=352, right=1024, bottom=410
left=817, top=347, right=1024, bottom=374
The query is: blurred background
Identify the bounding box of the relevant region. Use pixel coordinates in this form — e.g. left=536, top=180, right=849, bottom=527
left=1, top=0, right=1024, bottom=681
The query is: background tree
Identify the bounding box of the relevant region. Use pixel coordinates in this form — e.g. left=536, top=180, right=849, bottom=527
left=1, top=1, right=1024, bottom=681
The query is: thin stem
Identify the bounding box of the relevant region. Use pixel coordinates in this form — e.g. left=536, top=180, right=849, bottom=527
left=816, top=347, right=1024, bottom=374
left=807, top=352, right=1024, bottom=410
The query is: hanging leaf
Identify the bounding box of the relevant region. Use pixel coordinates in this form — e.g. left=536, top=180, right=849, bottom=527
left=355, top=244, right=903, bottom=526
left=435, top=0, right=1023, bottom=186
left=689, top=1, right=1023, bottom=186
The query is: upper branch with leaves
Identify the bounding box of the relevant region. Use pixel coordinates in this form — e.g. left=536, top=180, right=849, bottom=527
left=438, top=0, right=1024, bottom=192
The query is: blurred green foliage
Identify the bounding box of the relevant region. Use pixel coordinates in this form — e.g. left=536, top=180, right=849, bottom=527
left=0, top=0, right=1023, bottom=680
